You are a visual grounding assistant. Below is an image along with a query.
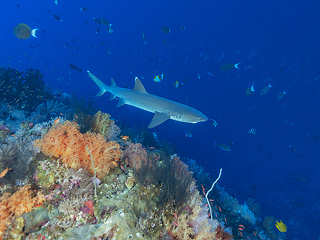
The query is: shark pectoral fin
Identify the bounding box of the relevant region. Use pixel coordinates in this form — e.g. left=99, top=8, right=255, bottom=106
left=117, top=98, right=125, bottom=107
left=148, top=112, right=170, bottom=128
left=134, top=77, right=148, bottom=94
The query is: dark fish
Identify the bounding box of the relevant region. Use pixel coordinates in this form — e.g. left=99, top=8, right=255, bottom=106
left=161, top=26, right=171, bottom=33
left=279, top=64, right=289, bottom=72
left=217, top=143, right=232, bottom=152
left=180, top=25, right=186, bottom=32
left=93, top=17, right=109, bottom=25
left=52, top=14, right=63, bottom=22
left=69, top=64, right=83, bottom=72
left=288, top=144, right=296, bottom=152
left=220, top=63, right=235, bottom=71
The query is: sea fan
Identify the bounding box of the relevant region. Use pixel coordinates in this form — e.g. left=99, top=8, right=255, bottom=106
left=0, top=135, right=37, bottom=184
left=123, top=143, right=148, bottom=170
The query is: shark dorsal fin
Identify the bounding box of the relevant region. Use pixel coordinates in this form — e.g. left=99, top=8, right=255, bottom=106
left=134, top=77, right=148, bottom=94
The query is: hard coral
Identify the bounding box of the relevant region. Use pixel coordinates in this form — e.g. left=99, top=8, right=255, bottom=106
left=34, top=121, right=121, bottom=179
left=0, top=185, right=45, bottom=239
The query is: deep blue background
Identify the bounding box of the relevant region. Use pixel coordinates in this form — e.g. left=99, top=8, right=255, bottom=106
left=1, top=0, right=320, bottom=238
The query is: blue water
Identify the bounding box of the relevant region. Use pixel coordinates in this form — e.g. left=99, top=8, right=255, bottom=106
left=1, top=0, right=319, bottom=238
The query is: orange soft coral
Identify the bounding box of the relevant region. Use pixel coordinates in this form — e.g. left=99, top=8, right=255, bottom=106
left=34, top=121, right=121, bottom=179
left=0, top=185, right=45, bottom=239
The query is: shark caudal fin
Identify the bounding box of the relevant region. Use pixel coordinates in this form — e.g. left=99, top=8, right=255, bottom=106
left=87, top=70, right=110, bottom=96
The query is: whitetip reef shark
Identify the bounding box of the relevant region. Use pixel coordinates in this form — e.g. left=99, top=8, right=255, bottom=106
left=87, top=70, right=208, bottom=128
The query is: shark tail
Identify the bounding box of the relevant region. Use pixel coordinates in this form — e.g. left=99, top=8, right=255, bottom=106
left=87, top=70, right=112, bottom=96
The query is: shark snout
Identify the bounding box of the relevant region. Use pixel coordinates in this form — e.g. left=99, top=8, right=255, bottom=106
left=189, top=113, right=208, bottom=123
left=200, top=115, right=208, bottom=122
left=198, top=115, right=208, bottom=122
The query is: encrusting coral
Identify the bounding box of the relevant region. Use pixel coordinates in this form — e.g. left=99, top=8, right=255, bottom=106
left=34, top=121, right=121, bottom=179
left=0, top=185, right=45, bottom=239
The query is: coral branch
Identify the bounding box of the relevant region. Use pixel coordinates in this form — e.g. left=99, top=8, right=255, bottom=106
left=206, top=168, right=222, bottom=220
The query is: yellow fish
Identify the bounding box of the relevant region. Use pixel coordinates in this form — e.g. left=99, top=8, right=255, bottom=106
left=153, top=75, right=161, bottom=83
left=275, top=220, right=287, bottom=232
left=153, top=73, right=164, bottom=83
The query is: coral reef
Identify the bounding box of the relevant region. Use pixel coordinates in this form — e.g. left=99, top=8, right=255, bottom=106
left=187, top=158, right=278, bottom=240
left=185, top=158, right=211, bottom=189
left=34, top=121, right=121, bottom=179
left=0, top=131, right=39, bottom=185
left=124, top=144, right=193, bottom=207
left=0, top=105, right=278, bottom=240
left=214, top=186, right=257, bottom=223
left=162, top=182, right=218, bottom=240
left=263, top=216, right=285, bottom=240
left=215, top=225, right=233, bottom=240
left=123, top=144, right=217, bottom=239
left=30, top=100, right=72, bottom=123
left=123, top=143, right=148, bottom=170
left=91, top=110, right=121, bottom=141
left=0, top=185, right=45, bottom=239
left=133, top=149, right=193, bottom=211
left=0, top=124, right=10, bottom=142
left=0, top=67, right=51, bottom=112
left=73, top=110, right=121, bottom=140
